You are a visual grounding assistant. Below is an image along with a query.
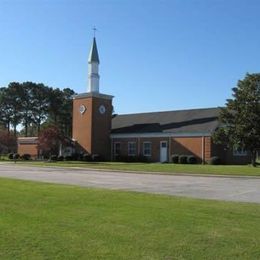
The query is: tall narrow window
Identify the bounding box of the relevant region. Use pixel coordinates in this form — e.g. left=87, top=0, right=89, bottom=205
left=128, top=142, right=136, bottom=156
left=143, top=142, right=152, bottom=156
left=114, top=142, right=121, bottom=156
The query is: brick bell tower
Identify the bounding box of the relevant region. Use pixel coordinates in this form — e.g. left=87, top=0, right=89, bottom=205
left=72, top=37, right=113, bottom=160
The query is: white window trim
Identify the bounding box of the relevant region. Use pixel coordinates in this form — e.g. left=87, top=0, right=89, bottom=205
left=233, top=147, right=248, bottom=156
left=128, top=142, right=136, bottom=156
left=143, top=142, right=152, bottom=157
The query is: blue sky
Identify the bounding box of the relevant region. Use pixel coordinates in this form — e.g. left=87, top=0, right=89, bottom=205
left=1, top=0, right=260, bottom=115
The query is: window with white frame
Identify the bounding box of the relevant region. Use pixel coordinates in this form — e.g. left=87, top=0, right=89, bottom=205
left=143, top=142, right=152, bottom=156
left=113, top=142, right=121, bottom=156
left=233, top=147, right=248, bottom=156
left=128, top=142, right=136, bottom=156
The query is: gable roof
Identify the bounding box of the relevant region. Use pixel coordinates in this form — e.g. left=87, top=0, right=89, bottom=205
left=18, top=137, right=38, bottom=144
left=111, top=107, right=221, bottom=135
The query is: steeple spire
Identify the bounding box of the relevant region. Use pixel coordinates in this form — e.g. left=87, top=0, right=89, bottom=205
left=88, top=37, right=100, bottom=93
left=88, top=37, right=100, bottom=63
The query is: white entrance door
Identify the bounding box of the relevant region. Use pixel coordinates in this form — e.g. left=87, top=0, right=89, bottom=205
left=160, top=141, right=168, bottom=162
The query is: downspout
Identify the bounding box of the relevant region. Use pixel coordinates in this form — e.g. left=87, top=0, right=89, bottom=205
left=138, top=137, right=140, bottom=156
left=59, top=142, right=63, bottom=157
left=110, top=137, right=113, bottom=161
left=202, top=136, right=205, bottom=164
left=168, top=136, right=171, bottom=162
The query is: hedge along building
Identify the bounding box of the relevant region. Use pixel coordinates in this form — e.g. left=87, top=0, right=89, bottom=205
left=18, top=37, right=251, bottom=164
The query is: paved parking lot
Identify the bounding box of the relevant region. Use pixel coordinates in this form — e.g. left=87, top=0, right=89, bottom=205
left=0, top=163, right=259, bottom=203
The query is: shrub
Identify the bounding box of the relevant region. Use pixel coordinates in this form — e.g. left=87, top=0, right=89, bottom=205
left=50, top=155, right=57, bottom=161
left=83, top=153, right=92, bottom=161
left=114, top=155, right=127, bottom=162
left=21, top=154, right=31, bottom=160
left=92, top=154, right=101, bottom=162
left=171, top=154, right=179, bottom=163
left=72, top=153, right=80, bottom=161
left=209, top=156, right=221, bottom=165
left=187, top=155, right=197, bottom=164
left=57, top=155, right=64, bottom=161
left=179, top=155, right=188, bottom=164
left=43, top=154, right=49, bottom=160
left=64, top=155, right=73, bottom=161
left=137, top=155, right=149, bottom=163
left=114, top=155, right=149, bottom=163
left=13, top=153, right=20, bottom=160
left=8, top=153, right=13, bottom=160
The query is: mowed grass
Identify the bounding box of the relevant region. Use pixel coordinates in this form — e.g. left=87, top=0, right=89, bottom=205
left=12, top=160, right=260, bottom=176
left=0, top=178, right=259, bottom=259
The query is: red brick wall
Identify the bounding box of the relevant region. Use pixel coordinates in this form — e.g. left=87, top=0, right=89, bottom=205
left=18, top=143, right=38, bottom=157
left=171, top=137, right=203, bottom=162
left=112, top=136, right=250, bottom=164
left=224, top=151, right=251, bottom=164
left=204, top=137, right=212, bottom=163
left=113, top=137, right=170, bottom=162
left=72, top=97, right=93, bottom=154
left=72, top=95, right=112, bottom=160
left=112, top=136, right=207, bottom=162
left=91, top=97, right=113, bottom=160
left=211, top=143, right=251, bottom=165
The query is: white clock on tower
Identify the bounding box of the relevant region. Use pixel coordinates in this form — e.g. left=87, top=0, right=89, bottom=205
left=99, top=105, right=106, bottom=114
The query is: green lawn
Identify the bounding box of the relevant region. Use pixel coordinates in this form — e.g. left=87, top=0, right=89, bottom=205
left=9, top=160, right=260, bottom=176
left=0, top=178, right=259, bottom=259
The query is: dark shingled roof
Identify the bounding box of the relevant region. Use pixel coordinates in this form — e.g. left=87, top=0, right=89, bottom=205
left=18, top=137, right=38, bottom=144
left=111, top=107, right=221, bottom=134
left=88, top=37, right=100, bottom=63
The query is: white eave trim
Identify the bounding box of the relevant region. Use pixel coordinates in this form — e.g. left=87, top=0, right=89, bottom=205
left=73, top=92, right=113, bottom=100
left=110, top=132, right=212, bottom=139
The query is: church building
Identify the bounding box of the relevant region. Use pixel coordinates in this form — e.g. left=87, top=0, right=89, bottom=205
left=18, top=37, right=251, bottom=165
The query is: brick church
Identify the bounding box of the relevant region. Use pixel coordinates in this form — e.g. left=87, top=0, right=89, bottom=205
left=18, top=37, right=251, bottom=164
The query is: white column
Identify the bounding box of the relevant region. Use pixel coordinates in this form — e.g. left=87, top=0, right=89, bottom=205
left=88, top=62, right=99, bottom=92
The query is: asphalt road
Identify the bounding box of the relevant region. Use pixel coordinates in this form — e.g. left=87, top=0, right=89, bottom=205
left=0, top=163, right=259, bottom=203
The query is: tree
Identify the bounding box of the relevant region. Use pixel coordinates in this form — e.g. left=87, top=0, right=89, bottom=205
left=0, top=87, right=11, bottom=132
left=213, top=73, right=260, bottom=166
left=37, top=126, right=66, bottom=157
left=20, top=82, right=35, bottom=137
left=58, top=88, right=75, bottom=137
left=46, top=87, right=75, bottom=137
left=1, top=83, right=23, bottom=135
left=48, top=88, right=64, bottom=125
left=30, top=83, right=50, bottom=135
left=0, top=130, right=17, bottom=154
left=0, top=82, right=75, bottom=137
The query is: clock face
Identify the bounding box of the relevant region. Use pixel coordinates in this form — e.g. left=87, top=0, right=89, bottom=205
left=79, top=105, right=86, bottom=114
left=99, top=105, right=106, bottom=114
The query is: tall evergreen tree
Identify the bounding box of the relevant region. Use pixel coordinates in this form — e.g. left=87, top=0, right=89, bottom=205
left=0, top=87, right=11, bottom=132
left=20, top=82, right=35, bottom=136
left=3, top=83, right=23, bottom=135
left=30, top=83, right=50, bottom=135
left=213, top=73, right=260, bottom=166
left=59, top=88, right=75, bottom=137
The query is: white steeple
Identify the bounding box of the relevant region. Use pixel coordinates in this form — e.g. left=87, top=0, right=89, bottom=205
left=88, top=37, right=100, bottom=93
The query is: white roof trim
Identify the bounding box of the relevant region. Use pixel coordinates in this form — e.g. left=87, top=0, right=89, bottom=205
left=110, top=132, right=212, bottom=139
left=73, top=92, right=113, bottom=100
